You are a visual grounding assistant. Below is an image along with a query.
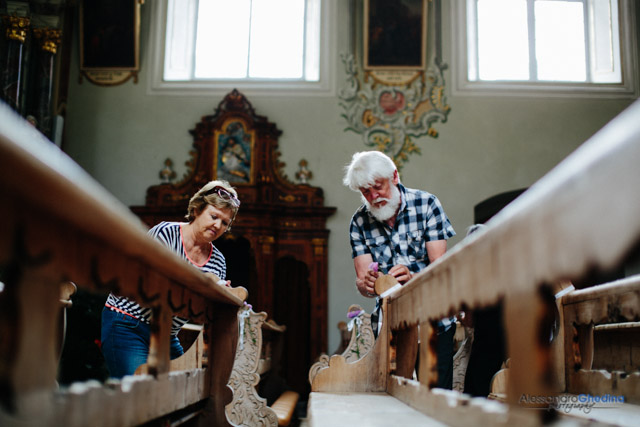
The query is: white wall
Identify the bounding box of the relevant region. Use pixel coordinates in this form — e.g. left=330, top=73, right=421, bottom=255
left=63, top=1, right=637, bottom=353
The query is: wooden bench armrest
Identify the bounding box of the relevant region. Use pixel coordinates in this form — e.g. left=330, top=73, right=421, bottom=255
left=263, top=319, right=286, bottom=332
left=270, top=390, right=299, bottom=427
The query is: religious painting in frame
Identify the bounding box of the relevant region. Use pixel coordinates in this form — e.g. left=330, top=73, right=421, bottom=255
left=79, top=0, right=140, bottom=86
left=213, top=119, right=256, bottom=185
left=363, top=0, right=428, bottom=70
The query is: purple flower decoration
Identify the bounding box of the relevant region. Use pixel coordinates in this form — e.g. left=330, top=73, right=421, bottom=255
left=347, top=309, right=364, bottom=319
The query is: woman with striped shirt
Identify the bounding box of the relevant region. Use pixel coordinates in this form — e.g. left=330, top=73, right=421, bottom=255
left=101, top=180, right=241, bottom=378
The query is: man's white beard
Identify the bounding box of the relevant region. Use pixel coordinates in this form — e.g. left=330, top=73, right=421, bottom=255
left=363, top=184, right=401, bottom=222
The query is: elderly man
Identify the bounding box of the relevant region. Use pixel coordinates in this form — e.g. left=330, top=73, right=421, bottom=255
left=343, top=150, right=456, bottom=389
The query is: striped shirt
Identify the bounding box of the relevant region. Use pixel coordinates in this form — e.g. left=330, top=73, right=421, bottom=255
left=105, top=221, right=226, bottom=335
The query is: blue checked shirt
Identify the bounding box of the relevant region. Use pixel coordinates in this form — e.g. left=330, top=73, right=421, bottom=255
left=349, top=183, right=456, bottom=331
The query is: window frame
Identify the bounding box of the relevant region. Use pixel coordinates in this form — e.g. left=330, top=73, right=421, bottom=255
left=451, top=0, right=639, bottom=98
left=147, top=0, right=337, bottom=97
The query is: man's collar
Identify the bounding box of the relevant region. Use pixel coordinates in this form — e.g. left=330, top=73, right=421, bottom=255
left=397, top=183, right=408, bottom=213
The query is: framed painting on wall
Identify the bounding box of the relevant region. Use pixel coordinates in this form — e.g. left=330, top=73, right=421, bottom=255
left=213, top=119, right=255, bottom=185
left=363, top=0, right=428, bottom=70
left=79, top=0, right=140, bottom=85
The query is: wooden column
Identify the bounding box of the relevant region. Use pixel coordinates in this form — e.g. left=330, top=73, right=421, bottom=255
left=311, top=236, right=329, bottom=360
left=204, top=303, right=239, bottom=427
left=505, top=287, right=555, bottom=408
left=0, top=222, right=60, bottom=414
left=1, top=15, right=30, bottom=113
left=32, top=28, right=61, bottom=139
left=418, top=321, right=438, bottom=388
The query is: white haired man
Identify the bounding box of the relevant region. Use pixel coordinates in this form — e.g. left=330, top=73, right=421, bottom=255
left=343, top=151, right=457, bottom=389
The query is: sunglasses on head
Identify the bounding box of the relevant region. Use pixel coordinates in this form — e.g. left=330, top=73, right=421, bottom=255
left=203, top=186, right=241, bottom=207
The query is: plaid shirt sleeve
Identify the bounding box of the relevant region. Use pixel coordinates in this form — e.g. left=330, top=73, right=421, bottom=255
left=349, top=211, right=371, bottom=258
left=424, top=194, right=456, bottom=241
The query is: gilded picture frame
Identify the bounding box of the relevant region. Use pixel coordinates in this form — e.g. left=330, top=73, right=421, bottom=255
left=213, top=119, right=255, bottom=185
left=79, top=0, right=140, bottom=86
left=363, top=0, right=428, bottom=70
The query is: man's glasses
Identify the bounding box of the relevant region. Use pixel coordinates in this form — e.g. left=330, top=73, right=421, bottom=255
left=203, top=186, right=241, bottom=207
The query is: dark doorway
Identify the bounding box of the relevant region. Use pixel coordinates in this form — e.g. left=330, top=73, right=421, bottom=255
left=214, top=235, right=257, bottom=299
left=216, top=237, right=312, bottom=396
left=273, top=256, right=311, bottom=397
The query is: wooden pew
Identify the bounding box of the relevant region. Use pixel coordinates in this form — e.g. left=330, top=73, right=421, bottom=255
left=308, top=100, right=640, bottom=426
left=308, top=304, right=472, bottom=391
left=226, top=304, right=299, bottom=426
left=308, top=305, right=376, bottom=385
left=563, top=275, right=640, bottom=404
left=135, top=285, right=247, bottom=375
left=135, top=322, right=206, bottom=375
left=0, top=103, right=243, bottom=426
left=331, top=321, right=351, bottom=356
left=452, top=320, right=473, bottom=392
left=489, top=275, right=640, bottom=409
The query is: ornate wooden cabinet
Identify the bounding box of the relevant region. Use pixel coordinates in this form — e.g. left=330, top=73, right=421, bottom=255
left=131, top=89, right=336, bottom=397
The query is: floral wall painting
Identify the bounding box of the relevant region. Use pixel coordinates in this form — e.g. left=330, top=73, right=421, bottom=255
left=340, top=0, right=450, bottom=170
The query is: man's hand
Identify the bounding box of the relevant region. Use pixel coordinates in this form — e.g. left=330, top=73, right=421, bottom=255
left=364, top=267, right=380, bottom=295
left=388, top=264, right=413, bottom=284
left=355, top=267, right=379, bottom=297
left=354, top=255, right=378, bottom=297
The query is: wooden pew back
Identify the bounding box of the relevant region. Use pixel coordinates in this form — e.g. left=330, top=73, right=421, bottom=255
left=310, top=100, right=640, bottom=424
left=562, top=275, right=640, bottom=404
left=0, top=104, right=242, bottom=426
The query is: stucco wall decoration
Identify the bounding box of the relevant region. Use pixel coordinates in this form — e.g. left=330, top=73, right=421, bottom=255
left=339, top=0, right=450, bottom=169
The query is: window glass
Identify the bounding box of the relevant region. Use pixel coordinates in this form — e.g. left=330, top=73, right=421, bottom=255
left=535, top=1, right=586, bottom=81
left=476, top=0, right=529, bottom=81
left=166, top=0, right=319, bottom=81
left=195, top=0, right=251, bottom=78
left=249, top=0, right=305, bottom=78
left=468, top=0, right=621, bottom=84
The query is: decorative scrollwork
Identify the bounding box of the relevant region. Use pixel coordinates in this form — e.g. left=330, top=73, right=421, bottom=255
left=308, top=354, right=330, bottom=386
left=188, top=298, right=204, bottom=319
left=342, top=305, right=375, bottom=363
left=167, top=289, right=186, bottom=312
left=90, top=258, right=119, bottom=292
left=137, top=276, right=160, bottom=304
left=338, top=52, right=450, bottom=170
left=308, top=305, right=375, bottom=385
left=225, top=306, right=279, bottom=426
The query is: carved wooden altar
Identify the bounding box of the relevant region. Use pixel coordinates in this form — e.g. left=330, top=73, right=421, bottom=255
left=131, top=89, right=336, bottom=396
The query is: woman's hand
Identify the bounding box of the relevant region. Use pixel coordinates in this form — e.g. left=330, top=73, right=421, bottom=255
left=204, top=272, right=230, bottom=287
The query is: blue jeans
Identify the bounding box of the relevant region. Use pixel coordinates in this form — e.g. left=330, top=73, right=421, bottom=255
left=101, top=308, right=184, bottom=378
